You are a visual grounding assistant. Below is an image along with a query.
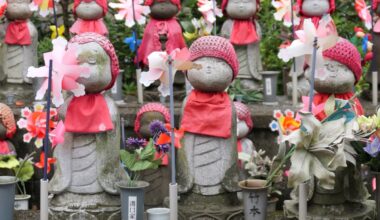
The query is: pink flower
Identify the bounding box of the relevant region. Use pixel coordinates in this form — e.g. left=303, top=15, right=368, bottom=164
left=197, top=0, right=222, bottom=28
left=109, top=0, right=150, bottom=28
left=272, top=0, right=300, bottom=27
left=27, top=37, right=90, bottom=107
left=355, top=0, right=372, bottom=30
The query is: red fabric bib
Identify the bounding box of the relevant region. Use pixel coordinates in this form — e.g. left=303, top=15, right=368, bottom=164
left=230, top=20, right=259, bottom=45
left=69, top=18, right=108, bottom=36
left=181, top=90, right=232, bottom=138
left=5, top=21, right=31, bottom=45
left=65, top=94, right=114, bottom=133
left=137, top=18, right=187, bottom=65
left=313, top=92, right=364, bottom=121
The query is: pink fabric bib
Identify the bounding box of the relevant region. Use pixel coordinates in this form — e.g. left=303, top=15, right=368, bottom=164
left=5, top=21, right=31, bottom=45
left=230, top=20, right=259, bottom=45
left=70, top=18, right=108, bottom=36
left=65, top=94, right=113, bottom=133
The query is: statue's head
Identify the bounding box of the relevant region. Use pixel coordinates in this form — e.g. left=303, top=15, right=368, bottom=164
left=298, top=0, right=334, bottom=17
left=187, top=36, right=239, bottom=92
left=6, top=0, right=33, bottom=20
left=145, top=0, right=180, bottom=19
left=234, top=102, right=253, bottom=139
left=222, top=0, right=259, bottom=19
left=69, top=32, right=119, bottom=94
left=0, top=103, right=16, bottom=141
left=305, top=38, right=361, bottom=94
left=134, top=103, right=170, bottom=139
left=73, top=0, right=107, bottom=20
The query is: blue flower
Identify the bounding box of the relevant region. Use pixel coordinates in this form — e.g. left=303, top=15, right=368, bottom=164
left=156, top=143, right=170, bottom=153
left=124, top=31, right=142, bottom=53
left=126, top=137, right=146, bottom=150
left=269, top=120, right=279, bottom=132
left=364, top=137, right=380, bottom=157
left=149, top=120, right=168, bottom=138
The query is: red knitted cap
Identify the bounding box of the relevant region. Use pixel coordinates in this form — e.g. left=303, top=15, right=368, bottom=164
left=297, top=0, right=335, bottom=16
left=69, top=32, right=120, bottom=90
left=144, top=0, right=181, bottom=10
left=234, top=102, right=253, bottom=131
left=0, top=103, right=16, bottom=139
left=322, top=38, right=362, bottom=83
left=189, top=36, right=239, bottom=79
left=134, top=103, right=170, bottom=135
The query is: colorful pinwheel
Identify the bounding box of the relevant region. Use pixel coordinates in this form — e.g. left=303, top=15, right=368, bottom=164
left=34, top=152, right=56, bottom=174
left=197, top=0, right=223, bottom=30
left=124, top=32, right=142, bottom=52
left=27, top=37, right=90, bottom=107
left=109, top=0, right=150, bottom=28
left=29, top=0, right=58, bottom=17
left=272, top=0, right=300, bottom=27
left=355, top=0, right=372, bottom=30
left=50, top=25, right=65, bottom=39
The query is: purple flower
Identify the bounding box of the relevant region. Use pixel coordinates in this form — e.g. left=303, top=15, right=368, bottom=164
left=126, top=137, right=146, bottom=150
left=156, top=143, right=170, bottom=153
left=364, top=137, right=380, bottom=157
left=149, top=120, right=168, bottom=138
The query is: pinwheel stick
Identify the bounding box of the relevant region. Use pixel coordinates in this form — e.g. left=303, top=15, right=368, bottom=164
left=121, top=117, right=126, bottom=149
left=212, top=0, right=217, bottom=35
left=308, top=37, right=318, bottom=112
left=290, top=0, right=298, bottom=107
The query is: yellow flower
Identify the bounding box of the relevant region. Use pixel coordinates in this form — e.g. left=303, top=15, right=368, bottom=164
left=50, top=25, right=65, bottom=39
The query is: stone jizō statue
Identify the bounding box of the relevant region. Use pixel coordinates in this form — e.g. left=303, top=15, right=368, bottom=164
left=234, top=101, right=255, bottom=159
left=134, top=102, right=170, bottom=207
left=0, top=0, right=37, bottom=84
left=49, top=32, right=128, bottom=219
left=70, top=0, right=108, bottom=36
left=220, top=0, right=262, bottom=91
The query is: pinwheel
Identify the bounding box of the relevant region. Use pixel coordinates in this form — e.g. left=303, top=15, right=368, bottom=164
left=34, top=152, right=56, bottom=174
left=272, top=0, right=300, bottom=27
left=29, top=0, right=58, bottom=17
left=278, top=15, right=338, bottom=76
left=109, top=0, right=150, bottom=28
left=50, top=25, right=65, bottom=39
left=355, top=0, right=372, bottom=30
left=27, top=37, right=90, bottom=107
left=140, top=48, right=198, bottom=96
left=197, top=0, right=223, bottom=30
left=124, top=32, right=142, bottom=52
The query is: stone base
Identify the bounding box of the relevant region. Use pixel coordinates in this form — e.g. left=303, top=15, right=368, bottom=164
left=283, top=200, right=376, bottom=220
left=176, top=192, right=244, bottom=220
left=49, top=193, right=121, bottom=220
left=0, top=82, right=35, bottom=107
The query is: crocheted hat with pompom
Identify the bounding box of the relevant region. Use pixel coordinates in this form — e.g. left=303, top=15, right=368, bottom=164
left=0, top=103, right=16, bottom=139
left=234, top=102, right=253, bottom=131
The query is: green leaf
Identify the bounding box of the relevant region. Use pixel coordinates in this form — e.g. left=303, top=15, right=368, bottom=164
left=0, top=156, right=19, bottom=169
left=14, top=160, right=34, bottom=182
left=324, top=95, right=335, bottom=117
left=140, top=140, right=156, bottom=160
left=131, top=160, right=159, bottom=172
left=120, top=150, right=137, bottom=170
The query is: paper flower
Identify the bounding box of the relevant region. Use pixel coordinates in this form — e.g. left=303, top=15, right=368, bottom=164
left=17, top=104, right=64, bottom=148
left=29, top=0, right=58, bottom=17
left=109, top=0, right=150, bottom=28
left=270, top=109, right=300, bottom=136
left=197, top=0, right=223, bottom=29
left=49, top=120, right=65, bottom=147
left=27, top=37, right=90, bottom=107
left=364, top=137, right=380, bottom=157
left=269, top=120, right=279, bottom=131
left=278, top=15, right=338, bottom=74
left=272, top=0, right=300, bottom=27
left=155, top=124, right=184, bottom=149
left=34, top=152, right=56, bottom=173
left=0, top=0, right=6, bottom=18
left=124, top=32, right=142, bottom=52
left=355, top=0, right=372, bottom=30
left=50, top=25, right=65, bottom=39
left=140, top=48, right=192, bottom=96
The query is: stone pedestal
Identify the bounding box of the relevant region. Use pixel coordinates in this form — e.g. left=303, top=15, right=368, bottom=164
left=0, top=83, right=35, bottom=107
left=284, top=200, right=376, bottom=220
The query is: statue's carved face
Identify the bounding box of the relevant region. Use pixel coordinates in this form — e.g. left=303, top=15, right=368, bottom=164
left=6, top=0, right=32, bottom=20
left=139, top=112, right=166, bottom=139
left=0, top=123, right=6, bottom=140
left=75, top=42, right=112, bottom=93
left=150, top=0, right=179, bottom=19
left=226, top=0, right=257, bottom=19
left=301, top=0, right=330, bottom=17
left=76, top=1, right=104, bottom=20
left=187, top=57, right=233, bottom=92
left=305, top=59, right=355, bottom=94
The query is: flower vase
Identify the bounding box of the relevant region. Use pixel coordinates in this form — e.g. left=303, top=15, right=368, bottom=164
left=14, top=194, right=31, bottom=210
left=117, top=181, right=149, bottom=220
left=238, top=179, right=268, bottom=220
left=147, top=207, right=170, bottom=220
left=0, top=176, right=17, bottom=220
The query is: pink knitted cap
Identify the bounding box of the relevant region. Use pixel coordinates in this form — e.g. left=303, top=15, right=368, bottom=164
left=69, top=32, right=120, bottom=90
left=234, top=102, right=253, bottom=131
left=322, top=38, right=362, bottom=83
left=0, top=103, right=16, bottom=139
left=134, top=103, right=171, bottom=135
left=189, top=36, right=239, bottom=79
